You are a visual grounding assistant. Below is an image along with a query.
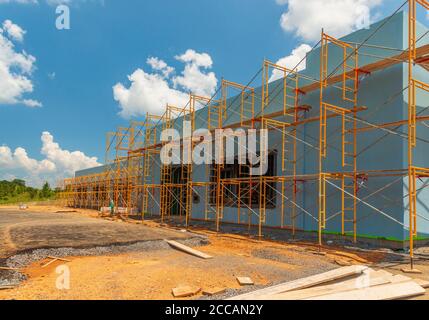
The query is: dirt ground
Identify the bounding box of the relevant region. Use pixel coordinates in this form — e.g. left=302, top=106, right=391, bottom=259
left=0, top=205, right=193, bottom=258
left=1, top=204, right=429, bottom=300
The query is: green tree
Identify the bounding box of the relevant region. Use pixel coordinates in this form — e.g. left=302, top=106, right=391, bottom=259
left=41, top=182, right=52, bottom=198
left=12, top=179, right=26, bottom=187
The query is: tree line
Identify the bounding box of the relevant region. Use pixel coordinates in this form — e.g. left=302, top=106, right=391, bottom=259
left=0, top=179, right=57, bottom=204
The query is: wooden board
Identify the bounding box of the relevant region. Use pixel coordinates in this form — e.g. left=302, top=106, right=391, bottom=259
left=203, top=287, right=227, bottom=296
left=0, top=286, right=16, bottom=290
left=401, top=268, right=423, bottom=274
left=266, top=270, right=390, bottom=300
left=413, top=278, right=429, bottom=288
left=42, top=258, right=58, bottom=268
left=388, top=274, right=429, bottom=288
left=0, top=267, right=19, bottom=271
left=227, top=265, right=368, bottom=300
left=172, top=286, right=201, bottom=298
left=166, top=240, right=213, bottom=259
left=47, top=256, right=71, bottom=262
left=389, top=274, right=412, bottom=283
left=307, top=281, right=425, bottom=300
left=236, top=277, right=254, bottom=286
left=332, top=251, right=367, bottom=263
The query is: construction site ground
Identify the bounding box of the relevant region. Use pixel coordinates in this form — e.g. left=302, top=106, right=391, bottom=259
left=1, top=205, right=429, bottom=300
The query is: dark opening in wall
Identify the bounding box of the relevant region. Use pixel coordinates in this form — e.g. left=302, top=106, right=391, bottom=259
left=209, top=151, right=277, bottom=208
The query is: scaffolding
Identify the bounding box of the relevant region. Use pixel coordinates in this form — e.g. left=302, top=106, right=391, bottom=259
left=61, top=1, right=429, bottom=270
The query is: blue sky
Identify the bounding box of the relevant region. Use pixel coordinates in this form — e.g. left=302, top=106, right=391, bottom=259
left=0, top=0, right=424, bottom=186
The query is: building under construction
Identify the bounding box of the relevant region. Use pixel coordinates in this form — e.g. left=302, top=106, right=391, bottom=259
left=61, top=3, right=429, bottom=265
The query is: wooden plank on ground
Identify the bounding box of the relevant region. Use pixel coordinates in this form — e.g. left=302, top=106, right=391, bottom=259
left=227, top=265, right=368, bottom=300
left=0, top=285, right=16, bottom=290
left=333, top=251, right=367, bottom=263
left=0, top=267, right=19, bottom=271
left=236, top=276, right=254, bottom=286
left=387, top=274, right=429, bottom=289
left=165, top=240, right=213, bottom=259
left=307, top=281, right=425, bottom=300
left=401, top=268, right=423, bottom=274
left=203, top=287, right=227, bottom=296
left=172, top=286, right=201, bottom=298
left=389, top=274, right=412, bottom=283
left=372, top=269, right=393, bottom=278
left=41, top=258, right=58, bottom=268
left=47, top=256, right=71, bottom=262
left=265, top=270, right=390, bottom=300
left=413, top=278, right=429, bottom=288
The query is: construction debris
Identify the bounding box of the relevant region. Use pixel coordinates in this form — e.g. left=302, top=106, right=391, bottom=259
left=265, top=271, right=390, bottom=300
left=236, top=276, right=254, bottom=286
left=47, top=256, right=71, bottom=262
left=42, top=256, right=71, bottom=268
left=202, top=287, right=227, bottom=296
left=334, top=259, right=352, bottom=266
left=229, top=265, right=368, bottom=300
left=332, top=251, right=368, bottom=264
left=413, top=278, right=429, bottom=288
left=0, top=286, right=16, bottom=290
left=0, top=267, right=20, bottom=271
left=309, top=281, right=425, bottom=300
left=171, top=286, right=201, bottom=298
left=166, top=240, right=213, bottom=259
left=401, top=268, right=423, bottom=274
left=228, top=266, right=428, bottom=300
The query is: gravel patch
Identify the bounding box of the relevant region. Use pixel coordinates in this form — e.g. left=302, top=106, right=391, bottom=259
left=0, top=235, right=208, bottom=287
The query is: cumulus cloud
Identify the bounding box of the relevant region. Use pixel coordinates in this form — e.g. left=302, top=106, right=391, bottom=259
left=269, top=44, right=312, bottom=82
left=113, top=49, right=218, bottom=118
left=2, top=20, right=26, bottom=42
left=0, top=19, right=41, bottom=107
left=278, top=0, right=383, bottom=42
left=173, top=49, right=217, bottom=97
left=146, top=57, right=174, bottom=78
left=0, top=132, right=100, bottom=187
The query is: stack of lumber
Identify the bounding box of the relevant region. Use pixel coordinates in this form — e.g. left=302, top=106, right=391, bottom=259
left=228, top=265, right=428, bottom=300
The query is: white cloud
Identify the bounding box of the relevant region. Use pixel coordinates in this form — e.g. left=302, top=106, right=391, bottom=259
left=113, top=49, right=218, bottom=118
left=173, top=49, right=217, bottom=97
left=146, top=57, right=174, bottom=78
left=269, top=44, right=312, bottom=82
left=0, top=132, right=100, bottom=187
left=113, top=69, right=189, bottom=118
left=2, top=20, right=26, bottom=42
left=278, top=0, right=383, bottom=42
left=0, top=19, right=41, bottom=107
left=40, top=131, right=100, bottom=175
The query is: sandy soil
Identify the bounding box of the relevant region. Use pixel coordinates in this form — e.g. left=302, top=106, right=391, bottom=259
left=0, top=227, right=387, bottom=300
